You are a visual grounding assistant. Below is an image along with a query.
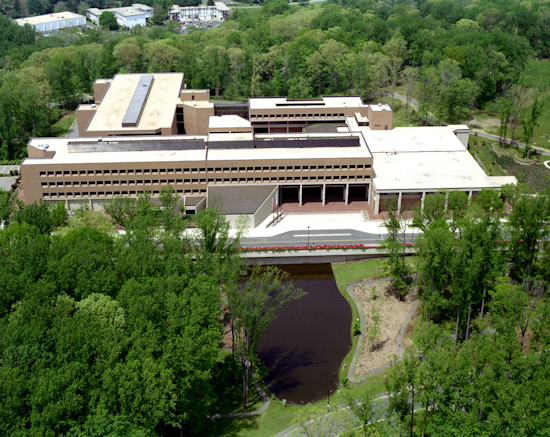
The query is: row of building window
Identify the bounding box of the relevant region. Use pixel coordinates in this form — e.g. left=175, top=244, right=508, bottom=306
left=43, top=189, right=206, bottom=198
left=41, top=174, right=371, bottom=188
left=39, top=164, right=371, bottom=177
left=250, top=113, right=346, bottom=119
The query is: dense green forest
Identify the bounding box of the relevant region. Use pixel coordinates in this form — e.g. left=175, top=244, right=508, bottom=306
left=0, top=189, right=303, bottom=436
left=1, top=0, right=550, bottom=159
left=1, top=184, right=549, bottom=435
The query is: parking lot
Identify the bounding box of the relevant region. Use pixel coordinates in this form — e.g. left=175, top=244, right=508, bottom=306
left=178, top=19, right=224, bottom=33
left=0, top=165, right=19, bottom=176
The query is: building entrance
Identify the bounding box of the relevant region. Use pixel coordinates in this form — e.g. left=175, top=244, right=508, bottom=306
left=348, top=185, right=368, bottom=203
left=302, top=186, right=323, bottom=205
left=281, top=186, right=300, bottom=204
left=325, top=185, right=345, bottom=204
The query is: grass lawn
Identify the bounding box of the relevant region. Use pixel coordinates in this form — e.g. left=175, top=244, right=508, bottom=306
left=487, top=59, right=550, bottom=151
left=517, top=91, right=550, bottom=151
left=468, top=138, right=507, bottom=176
left=50, top=112, right=76, bottom=137
left=332, top=258, right=387, bottom=288
left=522, top=58, right=550, bottom=89
left=234, top=1, right=325, bottom=17
left=216, top=367, right=392, bottom=437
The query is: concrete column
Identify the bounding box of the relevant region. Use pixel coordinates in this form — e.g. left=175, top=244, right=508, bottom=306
left=322, top=183, right=326, bottom=206
left=299, top=184, right=303, bottom=207
left=88, top=198, right=93, bottom=211
left=367, top=183, right=370, bottom=202
left=65, top=199, right=69, bottom=209
left=397, top=192, right=402, bottom=214
left=345, top=183, right=349, bottom=205
left=375, top=194, right=380, bottom=215
left=468, top=190, right=473, bottom=205
left=444, top=191, right=449, bottom=212
left=421, top=192, right=426, bottom=210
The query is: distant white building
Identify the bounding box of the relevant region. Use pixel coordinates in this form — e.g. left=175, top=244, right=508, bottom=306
left=87, top=3, right=153, bottom=29
left=169, top=2, right=230, bottom=22
left=15, top=12, right=86, bottom=34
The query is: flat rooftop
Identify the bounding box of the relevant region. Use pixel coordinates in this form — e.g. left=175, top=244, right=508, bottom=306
left=249, top=96, right=366, bottom=110
left=86, top=73, right=184, bottom=134
left=26, top=136, right=207, bottom=165
left=25, top=132, right=370, bottom=165
left=208, top=132, right=371, bottom=161
left=112, top=7, right=145, bottom=16
left=372, top=150, right=516, bottom=191
left=132, top=3, right=153, bottom=10
left=16, top=12, right=83, bottom=25
left=214, top=2, right=230, bottom=11
left=207, top=144, right=369, bottom=162
left=363, top=126, right=468, bottom=154
left=209, top=115, right=251, bottom=129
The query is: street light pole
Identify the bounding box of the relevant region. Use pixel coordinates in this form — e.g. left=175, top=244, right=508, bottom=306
left=327, top=389, right=332, bottom=413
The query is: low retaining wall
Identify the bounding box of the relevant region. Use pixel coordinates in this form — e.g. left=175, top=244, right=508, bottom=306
left=492, top=144, right=537, bottom=166
left=514, top=154, right=537, bottom=165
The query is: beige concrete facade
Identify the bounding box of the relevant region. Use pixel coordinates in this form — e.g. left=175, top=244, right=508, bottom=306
left=80, top=73, right=390, bottom=138
left=93, top=79, right=111, bottom=103
left=20, top=73, right=517, bottom=222
left=183, top=102, right=215, bottom=135
left=248, top=97, right=392, bottom=133
left=21, top=132, right=373, bottom=218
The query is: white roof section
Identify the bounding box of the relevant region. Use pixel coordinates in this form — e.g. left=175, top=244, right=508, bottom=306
left=86, top=73, right=184, bottom=133
left=26, top=132, right=371, bottom=165
left=207, top=145, right=369, bottom=162
left=370, top=103, right=392, bottom=111
left=372, top=150, right=516, bottom=191
left=209, top=115, right=251, bottom=129
left=16, top=12, right=83, bottom=25
left=26, top=136, right=207, bottom=165
left=208, top=133, right=253, bottom=142
left=132, top=3, right=153, bottom=10
left=249, top=96, right=366, bottom=110
left=363, top=126, right=468, bottom=154
left=112, top=7, right=145, bottom=16
left=87, top=5, right=150, bottom=17
left=170, top=2, right=229, bottom=12
left=214, top=2, right=230, bottom=11
left=207, top=132, right=371, bottom=161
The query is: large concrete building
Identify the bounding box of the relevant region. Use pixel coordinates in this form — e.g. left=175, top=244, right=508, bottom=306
left=15, top=12, right=86, bottom=34
left=21, top=72, right=516, bottom=225
left=76, top=73, right=393, bottom=137
left=169, top=2, right=230, bottom=22
left=87, top=4, right=153, bottom=28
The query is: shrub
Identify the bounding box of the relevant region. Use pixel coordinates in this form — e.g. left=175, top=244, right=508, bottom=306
left=352, top=318, right=361, bottom=336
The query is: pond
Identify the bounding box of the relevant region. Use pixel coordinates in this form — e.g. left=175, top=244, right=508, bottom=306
left=256, top=264, right=352, bottom=405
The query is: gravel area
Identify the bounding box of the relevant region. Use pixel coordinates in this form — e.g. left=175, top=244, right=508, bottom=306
left=352, top=281, right=414, bottom=378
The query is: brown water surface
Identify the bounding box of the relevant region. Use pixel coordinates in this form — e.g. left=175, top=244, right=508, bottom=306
left=256, top=264, right=352, bottom=404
